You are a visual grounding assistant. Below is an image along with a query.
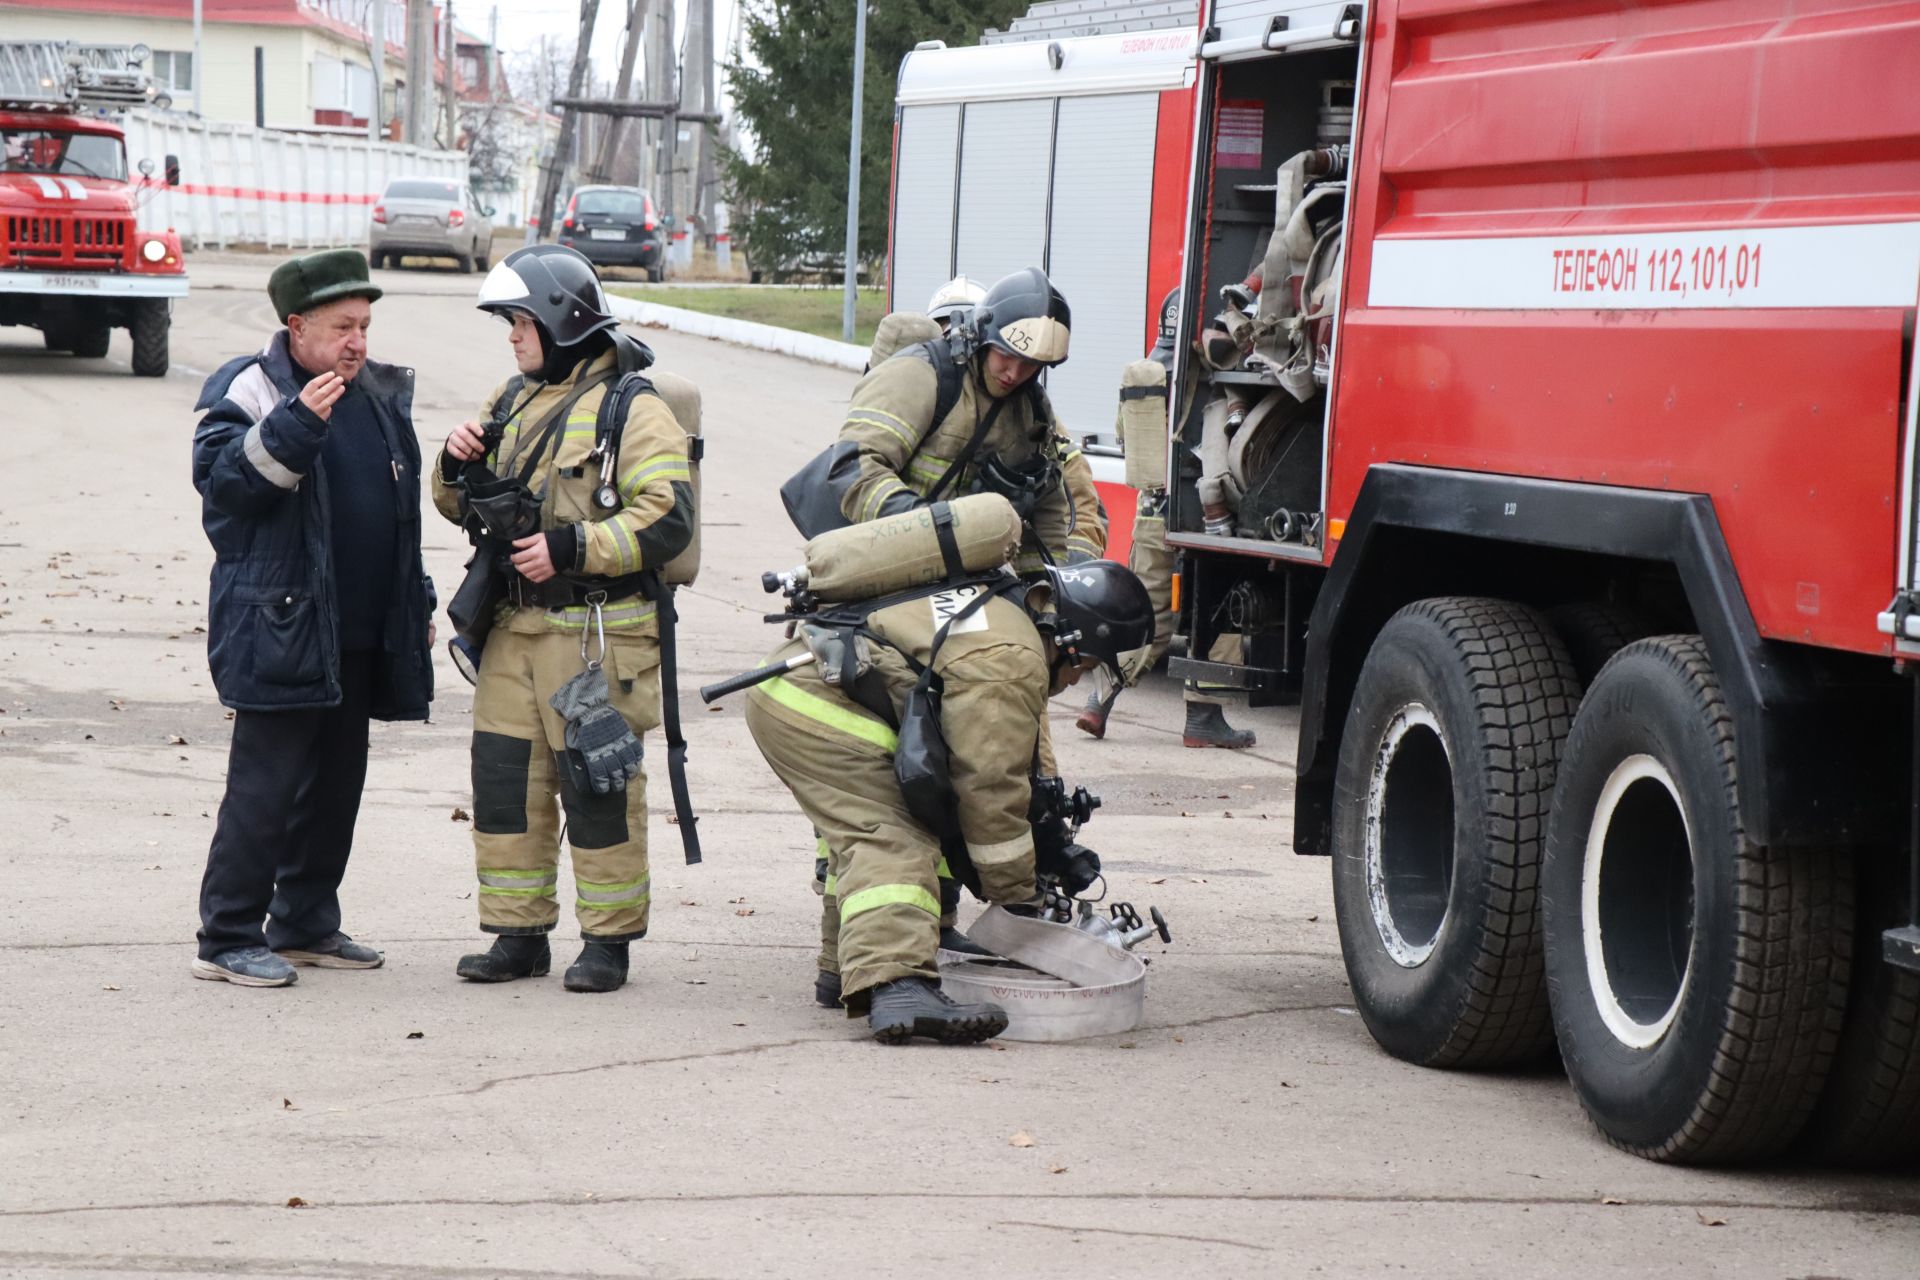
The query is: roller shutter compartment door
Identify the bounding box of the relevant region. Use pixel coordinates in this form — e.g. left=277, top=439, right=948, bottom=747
left=890, top=104, right=961, bottom=314
left=954, top=98, right=1056, bottom=290
left=1044, top=93, right=1159, bottom=445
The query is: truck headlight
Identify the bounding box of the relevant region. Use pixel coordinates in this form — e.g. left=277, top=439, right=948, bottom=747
left=141, top=238, right=167, bottom=263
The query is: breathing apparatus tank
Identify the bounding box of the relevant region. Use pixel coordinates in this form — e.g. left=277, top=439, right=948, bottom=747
left=773, top=493, right=1024, bottom=604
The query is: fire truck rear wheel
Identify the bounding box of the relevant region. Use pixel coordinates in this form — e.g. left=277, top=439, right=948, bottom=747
left=1800, top=843, right=1920, bottom=1166
left=130, top=301, right=169, bottom=378
left=1331, top=597, right=1579, bottom=1069
left=1542, top=635, right=1851, bottom=1163
left=41, top=324, right=73, bottom=353
left=1545, top=601, right=1652, bottom=688
left=69, top=322, right=111, bottom=360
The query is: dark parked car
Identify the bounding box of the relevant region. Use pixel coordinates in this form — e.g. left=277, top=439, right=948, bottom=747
left=557, top=185, right=667, bottom=279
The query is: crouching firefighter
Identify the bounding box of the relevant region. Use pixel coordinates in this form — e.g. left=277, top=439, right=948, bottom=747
left=433, top=244, right=698, bottom=993
left=723, top=495, right=1155, bottom=1044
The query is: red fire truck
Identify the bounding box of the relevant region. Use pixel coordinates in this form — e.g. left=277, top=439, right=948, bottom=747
left=1147, top=0, right=1920, bottom=1164
left=0, top=41, right=187, bottom=376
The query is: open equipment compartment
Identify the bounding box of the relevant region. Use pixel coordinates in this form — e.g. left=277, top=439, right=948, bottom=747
left=1163, top=34, right=1360, bottom=705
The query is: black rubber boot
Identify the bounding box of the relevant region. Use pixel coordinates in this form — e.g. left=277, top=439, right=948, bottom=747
left=563, top=940, right=630, bottom=993
left=815, top=969, right=842, bottom=1008
left=456, top=934, right=551, bottom=983
left=1075, top=685, right=1119, bottom=739
left=867, top=976, right=1008, bottom=1045
left=939, top=925, right=994, bottom=957
left=1182, top=701, right=1256, bottom=749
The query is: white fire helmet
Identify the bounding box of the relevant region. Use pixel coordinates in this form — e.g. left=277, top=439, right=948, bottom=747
left=926, top=275, right=988, bottom=324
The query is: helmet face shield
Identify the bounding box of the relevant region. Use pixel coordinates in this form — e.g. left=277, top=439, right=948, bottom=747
left=992, top=314, right=1070, bottom=366
left=477, top=260, right=533, bottom=308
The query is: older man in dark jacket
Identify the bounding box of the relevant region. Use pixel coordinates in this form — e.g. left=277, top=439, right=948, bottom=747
left=189, top=248, right=435, bottom=987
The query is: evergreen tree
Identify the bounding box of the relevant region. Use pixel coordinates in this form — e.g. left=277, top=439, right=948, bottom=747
left=724, top=0, right=1026, bottom=279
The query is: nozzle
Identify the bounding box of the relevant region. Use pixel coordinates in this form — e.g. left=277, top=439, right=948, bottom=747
left=760, top=570, right=781, bottom=594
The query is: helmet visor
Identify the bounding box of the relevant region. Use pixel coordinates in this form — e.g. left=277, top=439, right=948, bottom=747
left=477, top=260, right=532, bottom=309
left=992, top=315, right=1070, bottom=366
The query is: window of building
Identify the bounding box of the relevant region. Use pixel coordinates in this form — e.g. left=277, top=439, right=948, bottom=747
left=152, top=50, right=193, bottom=92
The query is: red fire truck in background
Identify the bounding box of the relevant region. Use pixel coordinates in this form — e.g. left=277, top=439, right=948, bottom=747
left=0, top=41, right=187, bottom=376
left=1147, top=0, right=1920, bottom=1165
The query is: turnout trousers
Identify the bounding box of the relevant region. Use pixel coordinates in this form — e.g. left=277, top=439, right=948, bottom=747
left=1130, top=498, right=1240, bottom=704
left=748, top=694, right=939, bottom=1007
left=468, top=627, right=659, bottom=942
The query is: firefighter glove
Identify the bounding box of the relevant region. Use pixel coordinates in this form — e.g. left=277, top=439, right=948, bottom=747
left=549, top=666, right=644, bottom=794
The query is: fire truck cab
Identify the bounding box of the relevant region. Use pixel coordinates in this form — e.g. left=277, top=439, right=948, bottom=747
left=0, top=41, right=187, bottom=376
left=1160, top=0, right=1920, bottom=1164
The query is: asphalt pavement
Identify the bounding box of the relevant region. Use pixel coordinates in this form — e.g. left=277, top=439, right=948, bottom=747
left=0, top=253, right=1914, bottom=1278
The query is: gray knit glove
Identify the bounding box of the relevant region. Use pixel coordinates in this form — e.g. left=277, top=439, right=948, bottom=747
left=548, top=666, right=643, bottom=794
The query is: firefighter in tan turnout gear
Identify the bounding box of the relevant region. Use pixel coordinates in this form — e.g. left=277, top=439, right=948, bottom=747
left=743, top=529, right=1156, bottom=1044
left=802, top=268, right=1108, bottom=1006
left=1077, top=288, right=1256, bottom=750
left=433, top=245, right=693, bottom=993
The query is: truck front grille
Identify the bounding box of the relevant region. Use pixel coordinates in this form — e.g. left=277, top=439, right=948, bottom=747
left=72, top=217, right=126, bottom=261
left=6, top=215, right=62, bottom=260
left=2, top=214, right=132, bottom=268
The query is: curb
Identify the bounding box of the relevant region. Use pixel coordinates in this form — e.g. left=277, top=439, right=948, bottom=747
left=607, top=294, right=868, bottom=372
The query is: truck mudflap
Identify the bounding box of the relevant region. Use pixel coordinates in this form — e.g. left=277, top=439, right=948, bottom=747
left=1, top=271, right=189, bottom=299
left=1293, top=464, right=1905, bottom=858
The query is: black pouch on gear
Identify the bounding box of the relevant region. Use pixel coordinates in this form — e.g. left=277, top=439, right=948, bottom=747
left=780, top=440, right=863, bottom=539
left=895, top=666, right=957, bottom=833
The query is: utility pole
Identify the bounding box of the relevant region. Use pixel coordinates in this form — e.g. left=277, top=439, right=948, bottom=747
left=841, top=0, right=868, bottom=342
left=405, top=0, right=431, bottom=147
left=531, top=0, right=600, bottom=243
left=443, top=0, right=457, bottom=149
left=192, top=0, right=203, bottom=116
left=689, top=0, right=714, bottom=232
left=590, top=0, right=646, bottom=184
left=368, top=0, right=385, bottom=141
left=646, top=0, right=674, bottom=205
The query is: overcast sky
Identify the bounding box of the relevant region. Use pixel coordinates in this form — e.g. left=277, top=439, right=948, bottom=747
left=479, top=0, right=745, bottom=85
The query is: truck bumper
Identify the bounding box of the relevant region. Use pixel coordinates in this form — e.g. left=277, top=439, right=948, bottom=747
left=1, top=271, right=190, bottom=299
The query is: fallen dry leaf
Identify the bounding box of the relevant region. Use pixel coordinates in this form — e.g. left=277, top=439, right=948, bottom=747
left=1600, top=1197, right=1626, bottom=1206
left=1147, top=877, right=1166, bottom=885
left=101, top=985, right=120, bottom=992
left=1172, top=1036, right=1186, bottom=1044
left=1307, top=914, right=1320, bottom=923
left=1048, top=1165, right=1068, bottom=1175
left=167, top=734, right=188, bottom=745
left=684, top=979, right=707, bottom=985
left=285, top=1197, right=308, bottom=1208
left=1695, top=1211, right=1726, bottom=1227
left=450, top=807, right=470, bottom=822
left=735, top=908, right=755, bottom=917
left=732, top=1021, right=747, bottom=1027
left=282, top=1098, right=297, bottom=1110
left=680, top=899, right=698, bottom=906
left=1009, top=1131, right=1036, bottom=1148
left=406, top=1031, right=424, bottom=1040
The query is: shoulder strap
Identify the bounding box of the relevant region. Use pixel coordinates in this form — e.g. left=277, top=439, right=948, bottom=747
left=639, top=571, right=700, bottom=866
left=593, top=370, right=659, bottom=461
left=504, top=370, right=617, bottom=485
left=924, top=390, right=1006, bottom=504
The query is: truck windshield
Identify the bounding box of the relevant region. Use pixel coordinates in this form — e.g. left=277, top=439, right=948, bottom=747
left=1, top=128, right=128, bottom=182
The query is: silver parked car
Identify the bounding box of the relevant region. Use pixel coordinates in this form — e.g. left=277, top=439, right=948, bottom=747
left=369, top=177, right=495, bottom=273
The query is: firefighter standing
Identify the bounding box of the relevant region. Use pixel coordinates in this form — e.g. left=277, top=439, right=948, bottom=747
left=1077, top=288, right=1256, bottom=749
left=746, top=560, right=1156, bottom=1043
left=433, top=245, right=694, bottom=993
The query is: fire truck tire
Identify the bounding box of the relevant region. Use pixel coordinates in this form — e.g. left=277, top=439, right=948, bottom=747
left=69, top=323, right=111, bottom=359
left=1801, top=846, right=1920, bottom=1166
left=1542, top=635, right=1851, bottom=1163
left=41, top=325, right=73, bottom=353
left=130, top=302, right=169, bottom=378
left=1331, top=597, right=1579, bottom=1069
left=1545, top=601, right=1652, bottom=688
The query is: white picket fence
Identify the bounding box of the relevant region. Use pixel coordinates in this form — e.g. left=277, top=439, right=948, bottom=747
left=120, top=110, right=467, bottom=251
